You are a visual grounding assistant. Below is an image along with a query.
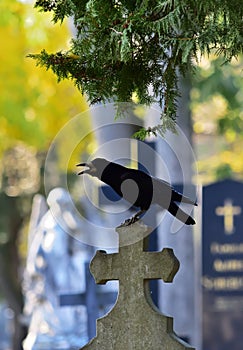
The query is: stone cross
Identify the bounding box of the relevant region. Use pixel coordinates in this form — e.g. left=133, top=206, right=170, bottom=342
left=81, top=222, right=195, bottom=350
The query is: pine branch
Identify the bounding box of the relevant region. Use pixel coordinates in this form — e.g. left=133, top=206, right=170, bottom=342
left=29, top=0, right=243, bottom=134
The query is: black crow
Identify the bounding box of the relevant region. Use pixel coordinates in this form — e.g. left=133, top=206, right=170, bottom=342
left=77, top=158, right=197, bottom=226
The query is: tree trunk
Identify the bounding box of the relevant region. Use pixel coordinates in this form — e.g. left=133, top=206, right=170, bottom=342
left=0, top=194, right=27, bottom=350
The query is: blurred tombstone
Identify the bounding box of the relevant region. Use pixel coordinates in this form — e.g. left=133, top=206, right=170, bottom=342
left=22, top=188, right=91, bottom=350
left=199, top=179, right=243, bottom=350
left=59, top=262, right=117, bottom=340
left=89, top=103, right=142, bottom=216
left=91, top=105, right=159, bottom=302
left=155, top=77, right=196, bottom=346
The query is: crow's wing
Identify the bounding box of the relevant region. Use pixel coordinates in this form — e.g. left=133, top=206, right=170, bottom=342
left=151, top=177, right=173, bottom=208
left=120, top=169, right=153, bottom=209
left=151, top=176, right=196, bottom=206
left=168, top=201, right=196, bottom=225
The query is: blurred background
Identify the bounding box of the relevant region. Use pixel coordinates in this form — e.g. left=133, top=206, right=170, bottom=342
left=0, top=1, right=243, bottom=350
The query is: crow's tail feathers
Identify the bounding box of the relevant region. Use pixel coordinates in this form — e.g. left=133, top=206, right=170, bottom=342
left=168, top=202, right=196, bottom=225
left=171, top=189, right=197, bottom=206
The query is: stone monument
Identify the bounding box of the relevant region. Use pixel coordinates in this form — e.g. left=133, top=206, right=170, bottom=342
left=22, top=188, right=90, bottom=349
left=81, top=222, right=195, bottom=350
left=200, top=179, right=243, bottom=350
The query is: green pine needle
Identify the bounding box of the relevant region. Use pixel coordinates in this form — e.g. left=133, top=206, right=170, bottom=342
left=29, top=0, right=243, bottom=136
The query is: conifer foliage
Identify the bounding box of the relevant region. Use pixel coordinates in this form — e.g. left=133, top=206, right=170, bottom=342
left=29, top=0, right=243, bottom=137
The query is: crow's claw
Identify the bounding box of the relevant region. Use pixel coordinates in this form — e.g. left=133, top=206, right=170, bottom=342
left=119, top=215, right=140, bottom=227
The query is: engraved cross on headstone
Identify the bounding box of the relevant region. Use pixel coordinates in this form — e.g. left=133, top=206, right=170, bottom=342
left=81, top=222, right=195, bottom=350
left=215, top=199, right=242, bottom=234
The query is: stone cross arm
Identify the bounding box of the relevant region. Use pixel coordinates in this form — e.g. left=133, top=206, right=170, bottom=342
left=90, top=245, right=179, bottom=285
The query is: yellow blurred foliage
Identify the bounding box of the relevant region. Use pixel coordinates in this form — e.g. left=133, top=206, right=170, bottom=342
left=0, top=0, right=94, bottom=170
left=192, top=55, right=243, bottom=183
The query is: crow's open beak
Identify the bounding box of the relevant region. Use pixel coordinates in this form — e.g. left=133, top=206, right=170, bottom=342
left=76, top=162, right=90, bottom=175
left=76, top=162, right=96, bottom=175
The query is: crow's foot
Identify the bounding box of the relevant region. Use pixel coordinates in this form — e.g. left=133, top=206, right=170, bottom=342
left=118, top=210, right=146, bottom=227
left=119, top=215, right=140, bottom=227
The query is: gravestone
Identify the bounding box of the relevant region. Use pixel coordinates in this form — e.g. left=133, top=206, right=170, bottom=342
left=59, top=262, right=117, bottom=340
left=81, top=222, right=194, bottom=350
left=22, top=188, right=90, bottom=349
left=201, top=179, right=243, bottom=350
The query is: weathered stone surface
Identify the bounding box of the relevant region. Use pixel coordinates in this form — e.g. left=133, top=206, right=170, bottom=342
left=80, top=222, right=195, bottom=350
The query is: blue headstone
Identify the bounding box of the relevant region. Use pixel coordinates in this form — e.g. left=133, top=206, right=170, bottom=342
left=59, top=263, right=117, bottom=340
left=202, top=179, right=243, bottom=350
